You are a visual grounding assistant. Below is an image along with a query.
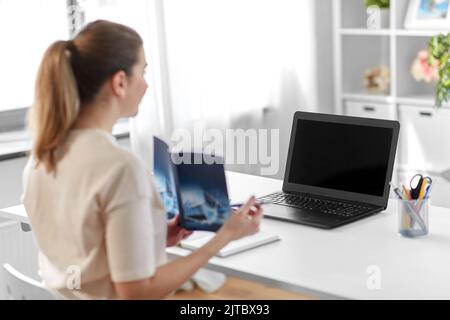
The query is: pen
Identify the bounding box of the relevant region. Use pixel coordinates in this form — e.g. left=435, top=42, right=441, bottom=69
left=418, top=183, right=433, bottom=212
left=418, top=182, right=428, bottom=200
left=424, top=183, right=433, bottom=200
left=393, top=187, right=405, bottom=200
left=394, top=187, right=412, bottom=230
left=230, top=200, right=267, bottom=207
left=402, top=185, right=412, bottom=200
left=417, top=181, right=430, bottom=210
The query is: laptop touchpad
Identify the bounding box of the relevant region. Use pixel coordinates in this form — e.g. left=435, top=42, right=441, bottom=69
left=262, top=204, right=342, bottom=223
left=263, top=204, right=315, bottom=220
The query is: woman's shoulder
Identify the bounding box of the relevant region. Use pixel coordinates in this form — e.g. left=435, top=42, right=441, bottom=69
left=65, top=129, right=149, bottom=177
left=69, top=130, right=152, bottom=197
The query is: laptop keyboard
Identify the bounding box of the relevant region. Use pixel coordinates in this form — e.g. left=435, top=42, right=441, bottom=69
left=258, top=192, right=372, bottom=218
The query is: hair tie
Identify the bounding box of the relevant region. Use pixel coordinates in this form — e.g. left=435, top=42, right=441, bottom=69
left=65, top=40, right=77, bottom=54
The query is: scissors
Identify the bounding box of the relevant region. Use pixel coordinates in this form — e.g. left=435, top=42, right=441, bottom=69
left=409, top=174, right=432, bottom=200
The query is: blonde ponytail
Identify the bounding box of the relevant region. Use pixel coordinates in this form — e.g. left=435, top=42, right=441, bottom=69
left=28, top=21, right=143, bottom=174
left=29, top=40, right=80, bottom=173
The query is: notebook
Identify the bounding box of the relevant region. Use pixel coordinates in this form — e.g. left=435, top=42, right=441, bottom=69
left=180, top=231, right=280, bottom=258
left=153, top=136, right=231, bottom=231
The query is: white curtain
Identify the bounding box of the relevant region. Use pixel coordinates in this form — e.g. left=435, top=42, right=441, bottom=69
left=0, top=0, right=68, bottom=111
left=155, top=0, right=318, bottom=178
left=162, top=0, right=318, bottom=129
left=127, top=0, right=170, bottom=173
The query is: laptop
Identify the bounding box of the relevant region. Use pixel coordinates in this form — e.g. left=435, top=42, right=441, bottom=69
left=258, top=111, right=400, bottom=229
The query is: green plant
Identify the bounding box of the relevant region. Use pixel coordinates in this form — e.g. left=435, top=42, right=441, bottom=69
left=364, top=0, right=390, bottom=9
left=428, top=34, right=450, bottom=107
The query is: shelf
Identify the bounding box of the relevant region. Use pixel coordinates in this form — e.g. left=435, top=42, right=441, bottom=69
left=342, top=93, right=450, bottom=108
left=340, top=28, right=448, bottom=37
left=395, top=29, right=449, bottom=37
left=396, top=36, right=437, bottom=99
left=340, top=28, right=391, bottom=36
left=341, top=36, right=390, bottom=95
left=397, top=95, right=435, bottom=106
left=340, top=0, right=375, bottom=29
left=397, top=95, right=450, bottom=108
left=334, top=0, right=450, bottom=115
left=342, top=93, right=394, bottom=104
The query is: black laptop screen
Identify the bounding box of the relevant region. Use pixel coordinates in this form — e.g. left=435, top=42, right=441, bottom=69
left=287, top=119, right=393, bottom=197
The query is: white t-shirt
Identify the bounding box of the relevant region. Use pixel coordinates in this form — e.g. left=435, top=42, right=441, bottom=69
left=22, top=129, right=167, bottom=299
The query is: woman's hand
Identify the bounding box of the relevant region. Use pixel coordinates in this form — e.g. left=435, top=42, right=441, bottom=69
left=166, top=214, right=193, bottom=247
left=219, top=196, right=263, bottom=242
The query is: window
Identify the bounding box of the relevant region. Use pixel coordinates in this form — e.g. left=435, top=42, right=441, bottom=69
left=0, top=0, right=68, bottom=112
left=80, top=0, right=150, bottom=32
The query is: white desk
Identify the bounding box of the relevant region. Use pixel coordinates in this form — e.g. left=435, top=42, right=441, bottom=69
left=2, top=171, right=450, bottom=299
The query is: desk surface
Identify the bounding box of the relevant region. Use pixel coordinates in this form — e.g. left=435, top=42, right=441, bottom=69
left=2, top=171, right=450, bottom=299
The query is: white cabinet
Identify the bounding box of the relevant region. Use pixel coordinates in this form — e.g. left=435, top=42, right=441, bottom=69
left=399, top=105, right=450, bottom=173
left=345, top=100, right=397, bottom=120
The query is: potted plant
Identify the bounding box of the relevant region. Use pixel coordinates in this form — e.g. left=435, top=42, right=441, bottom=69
left=428, top=33, right=450, bottom=107
left=365, top=0, right=390, bottom=29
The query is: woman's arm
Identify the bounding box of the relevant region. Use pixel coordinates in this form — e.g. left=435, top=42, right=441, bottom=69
left=114, top=227, right=233, bottom=299
left=114, top=196, right=262, bottom=299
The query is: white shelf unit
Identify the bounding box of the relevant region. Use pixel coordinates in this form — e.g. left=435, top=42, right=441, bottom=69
left=333, top=0, right=450, bottom=115
left=333, top=0, right=450, bottom=181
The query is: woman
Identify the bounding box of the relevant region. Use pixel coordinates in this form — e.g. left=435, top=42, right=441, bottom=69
left=23, top=20, right=262, bottom=300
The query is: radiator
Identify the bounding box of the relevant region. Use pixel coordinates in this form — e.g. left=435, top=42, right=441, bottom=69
left=0, top=221, right=39, bottom=300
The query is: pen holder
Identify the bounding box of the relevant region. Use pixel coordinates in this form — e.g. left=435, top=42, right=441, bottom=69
left=398, top=198, right=429, bottom=238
